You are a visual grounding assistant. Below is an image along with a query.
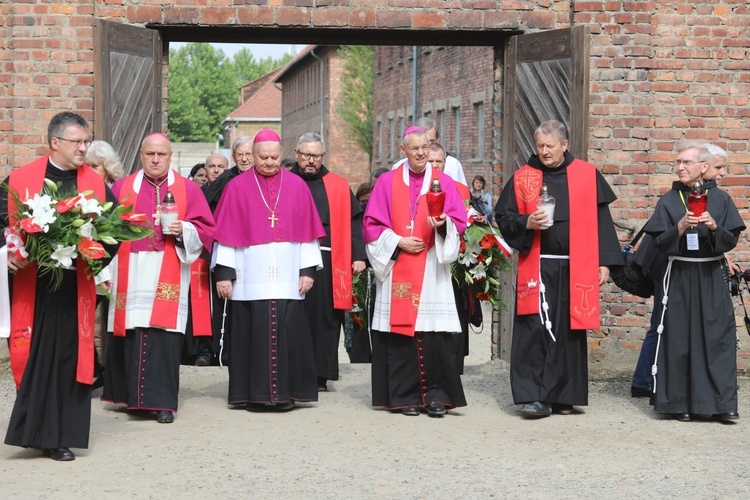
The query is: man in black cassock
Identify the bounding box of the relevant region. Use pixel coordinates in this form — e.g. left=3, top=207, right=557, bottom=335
left=644, top=143, right=745, bottom=422
left=495, top=120, right=622, bottom=419
left=3, top=112, right=119, bottom=461
left=290, top=132, right=366, bottom=391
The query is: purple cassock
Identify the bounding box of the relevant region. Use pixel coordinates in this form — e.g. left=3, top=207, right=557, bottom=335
left=213, top=167, right=324, bottom=247
left=362, top=166, right=467, bottom=243
left=110, top=172, right=216, bottom=253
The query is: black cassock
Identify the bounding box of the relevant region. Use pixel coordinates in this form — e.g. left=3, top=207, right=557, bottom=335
left=495, top=152, right=622, bottom=406
left=3, top=163, right=119, bottom=450
left=290, top=165, right=366, bottom=382
left=645, top=180, right=745, bottom=415
left=214, top=266, right=319, bottom=405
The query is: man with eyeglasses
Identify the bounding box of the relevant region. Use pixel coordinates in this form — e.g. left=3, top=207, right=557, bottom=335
left=641, top=141, right=744, bottom=423
left=392, top=117, right=468, bottom=186
left=363, top=126, right=468, bottom=417
left=2, top=112, right=120, bottom=461
left=629, top=142, right=744, bottom=424
left=289, top=132, right=366, bottom=391
left=202, top=136, right=254, bottom=212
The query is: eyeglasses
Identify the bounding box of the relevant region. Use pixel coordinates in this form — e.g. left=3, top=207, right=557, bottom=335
left=674, top=159, right=703, bottom=167
left=296, top=151, right=324, bottom=161
left=234, top=152, right=252, bottom=159
left=56, top=137, right=91, bottom=148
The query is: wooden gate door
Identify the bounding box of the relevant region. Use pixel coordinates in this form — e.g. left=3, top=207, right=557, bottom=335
left=94, top=20, right=162, bottom=175
left=495, top=26, right=590, bottom=361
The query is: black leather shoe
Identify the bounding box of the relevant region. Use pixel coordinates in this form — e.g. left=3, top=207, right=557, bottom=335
left=246, top=403, right=268, bottom=412
left=401, top=406, right=420, bottom=416
left=43, top=447, right=75, bottom=461
left=630, top=386, right=651, bottom=398
left=275, top=401, right=295, bottom=412
left=156, top=410, right=174, bottom=423
left=426, top=402, right=447, bottom=417
left=676, top=413, right=692, bottom=422
left=713, top=411, right=740, bottom=422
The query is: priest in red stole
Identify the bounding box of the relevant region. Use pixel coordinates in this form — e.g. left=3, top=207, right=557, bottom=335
left=3, top=113, right=120, bottom=461
left=495, top=120, right=622, bottom=419
left=362, top=126, right=468, bottom=417
left=104, top=132, right=215, bottom=424
left=212, top=129, right=325, bottom=412
left=289, top=132, right=367, bottom=392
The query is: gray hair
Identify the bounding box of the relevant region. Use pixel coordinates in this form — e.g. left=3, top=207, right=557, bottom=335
left=297, top=132, right=326, bottom=151
left=416, top=117, right=438, bottom=137
left=85, top=140, right=123, bottom=182
left=48, top=112, right=88, bottom=146
left=706, top=144, right=728, bottom=160
left=676, top=140, right=712, bottom=163
left=534, top=120, right=568, bottom=143
left=428, top=142, right=445, bottom=156
left=401, top=129, right=429, bottom=147
left=232, top=136, right=253, bottom=154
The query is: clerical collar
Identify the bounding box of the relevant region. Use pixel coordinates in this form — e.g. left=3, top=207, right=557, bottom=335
left=48, top=158, right=70, bottom=171
left=406, top=161, right=427, bottom=176
left=528, top=150, right=574, bottom=170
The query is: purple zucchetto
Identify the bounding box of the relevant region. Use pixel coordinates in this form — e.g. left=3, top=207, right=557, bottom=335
left=253, top=129, right=281, bottom=143
left=402, top=126, right=426, bottom=138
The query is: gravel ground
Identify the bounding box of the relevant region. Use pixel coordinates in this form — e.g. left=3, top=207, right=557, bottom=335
left=1, top=306, right=749, bottom=498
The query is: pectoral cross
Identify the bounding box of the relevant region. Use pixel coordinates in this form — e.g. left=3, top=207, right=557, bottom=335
left=268, top=211, right=278, bottom=228
left=153, top=208, right=161, bottom=225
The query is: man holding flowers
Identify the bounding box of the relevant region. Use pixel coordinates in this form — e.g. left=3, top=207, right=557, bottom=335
left=2, top=112, right=121, bottom=461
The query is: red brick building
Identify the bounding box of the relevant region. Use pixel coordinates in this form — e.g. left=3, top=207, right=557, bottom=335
left=222, top=68, right=283, bottom=147
left=372, top=46, right=495, bottom=189
left=275, top=45, right=370, bottom=186
left=3, top=2, right=750, bottom=371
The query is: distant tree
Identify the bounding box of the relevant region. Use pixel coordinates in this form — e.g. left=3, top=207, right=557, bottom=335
left=168, top=43, right=237, bottom=142
left=234, top=48, right=293, bottom=85
left=168, top=43, right=294, bottom=143
left=337, top=45, right=374, bottom=162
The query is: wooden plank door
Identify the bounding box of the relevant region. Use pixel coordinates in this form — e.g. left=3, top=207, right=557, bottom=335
left=495, top=26, right=590, bottom=361
left=94, top=20, right=162, bottom=175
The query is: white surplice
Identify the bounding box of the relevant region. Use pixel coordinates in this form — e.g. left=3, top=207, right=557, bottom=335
left=107, top=170, right=204, bottom=334
left=367, top=166, right=462, bottom=334
left=212, top=241, right=323, bottom=301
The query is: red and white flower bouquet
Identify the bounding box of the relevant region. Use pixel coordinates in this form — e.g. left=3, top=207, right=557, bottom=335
left=5, top=178, right=152, bottom=290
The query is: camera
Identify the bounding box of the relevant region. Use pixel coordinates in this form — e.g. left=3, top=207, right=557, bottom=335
left=730, top=273, right=741, bottom=296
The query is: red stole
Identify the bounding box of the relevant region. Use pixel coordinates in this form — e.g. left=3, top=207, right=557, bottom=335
left=514, top=160, right=600, bottom=330
left=113, top=172, right=187, bottom=336
left=189, top=258, right=212, bottom=336
left=322, top=172, right=354, bottom=310
left=8, top=156, right=104, bottom=388
left=389, top=166, right=434, bottom=337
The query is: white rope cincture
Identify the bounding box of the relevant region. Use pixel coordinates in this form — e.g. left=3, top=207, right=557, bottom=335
left=651, top=254, right=724, bottom=394
left=218, top=298, right=228, bottom=368
left=537, top=254, right=569, bottom=342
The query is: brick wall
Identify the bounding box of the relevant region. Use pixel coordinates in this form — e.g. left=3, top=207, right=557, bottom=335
left=277, top=46, right=370, bottom=187
left=372, top=46, right=495, bottom=189
left=2, top=1, right=749, bottom=371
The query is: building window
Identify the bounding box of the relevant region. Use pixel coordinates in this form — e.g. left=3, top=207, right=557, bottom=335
left=399, top=116, right=405, bottom=139
left=389, top=118, right=395, bottom=161
left=437, top=109, right=445, bottom=146
left=474, top=102, right=484, bottom=159
left=452, top=106, right=461, bottom=160
left=377, top=120, right=383, bottom=162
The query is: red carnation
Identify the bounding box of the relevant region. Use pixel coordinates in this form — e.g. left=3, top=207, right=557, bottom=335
left=78, top=237, right=106, bottom=260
